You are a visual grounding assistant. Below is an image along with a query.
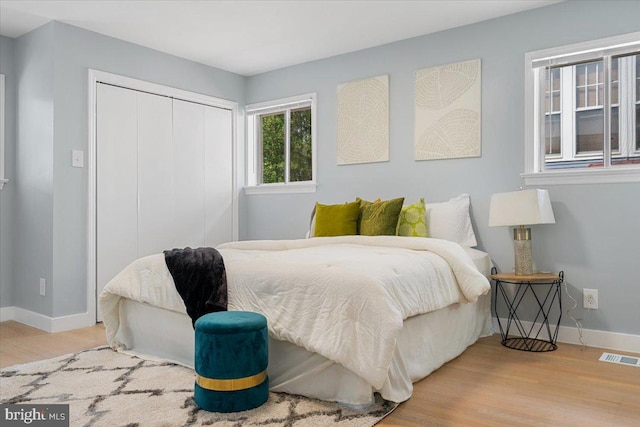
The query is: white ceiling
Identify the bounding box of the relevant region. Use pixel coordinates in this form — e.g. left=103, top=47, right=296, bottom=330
left=0, top=0, right=560, bottom=76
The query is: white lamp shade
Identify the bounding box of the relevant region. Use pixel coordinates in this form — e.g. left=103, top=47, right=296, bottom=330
left=489, top=189, right=555, bottom=227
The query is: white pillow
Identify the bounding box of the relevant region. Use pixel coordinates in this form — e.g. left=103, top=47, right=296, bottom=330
left=425, top=194, right=477, bottom=247
left=306, top=205, right=316, bottom=238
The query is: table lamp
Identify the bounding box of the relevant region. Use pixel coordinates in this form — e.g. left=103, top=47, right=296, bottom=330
left=488, top=189, right=555, bottom=276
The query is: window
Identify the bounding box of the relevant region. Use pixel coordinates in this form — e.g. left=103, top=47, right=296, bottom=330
left=0, top=74, right=6, bottom=190
left=246, top=94, right=316, bottom=194
left=524, top=33, right=640, bottom=185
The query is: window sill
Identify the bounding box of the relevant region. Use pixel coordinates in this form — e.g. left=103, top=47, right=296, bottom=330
left=244, top=182, right=317, bottom=195
left=521, top=167, right=640, bottom=185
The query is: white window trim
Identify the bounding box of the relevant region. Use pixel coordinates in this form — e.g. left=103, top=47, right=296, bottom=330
left=244, top=181, right=317, bottom=195
left=0, top=74, right=7, bottom=190
left=245, top=93, right=317, bottom=195
left=523, top=32, right=640, bottom=185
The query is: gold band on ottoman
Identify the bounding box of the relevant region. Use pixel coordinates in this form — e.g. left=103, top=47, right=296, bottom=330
left=196, top=370, right=267, bottom=392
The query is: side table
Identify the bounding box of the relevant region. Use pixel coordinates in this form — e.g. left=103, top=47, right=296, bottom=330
left=491, top=267, right=564, bottom=352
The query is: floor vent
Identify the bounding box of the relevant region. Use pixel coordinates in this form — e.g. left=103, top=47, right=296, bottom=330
left=599, top=352, right=640, bottom=367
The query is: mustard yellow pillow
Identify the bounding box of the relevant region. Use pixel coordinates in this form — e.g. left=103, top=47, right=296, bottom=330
left=397, top=198, right=427, bottom=237
left=357, top=197, right=405, bottom=235
left=314, top=201, right=361, bottom=237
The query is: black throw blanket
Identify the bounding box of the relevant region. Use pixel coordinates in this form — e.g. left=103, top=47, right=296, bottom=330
left=163, top=247, right=228, bottom=327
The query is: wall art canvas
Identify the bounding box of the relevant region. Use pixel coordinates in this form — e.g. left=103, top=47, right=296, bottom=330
left=337, top=74, right=389, bottom=165
left=415, top=59, right=481, bottom=160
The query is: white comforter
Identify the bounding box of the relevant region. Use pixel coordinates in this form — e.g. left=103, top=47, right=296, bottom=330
left=100, top=236, right=490, bottom=390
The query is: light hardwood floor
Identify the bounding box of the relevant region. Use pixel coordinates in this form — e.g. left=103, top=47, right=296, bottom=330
left=0, top=321, right=107, bottom=368
left=1, top=321, right=639, bottom=426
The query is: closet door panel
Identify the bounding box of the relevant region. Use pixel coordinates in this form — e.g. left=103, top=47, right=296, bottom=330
left=172, top=99, right=206, bottom=248
left=137, top=92, right=174, bottom=256
left=96, top=83, right=138, bottom=306
left=204, top=106, right=234, bottom=246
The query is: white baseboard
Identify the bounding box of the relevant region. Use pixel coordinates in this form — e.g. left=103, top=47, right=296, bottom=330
left=0, top=306, right=95, bottom=333
left=0, top=306, right=16, bottom=322
left=492, top=317, right=640, bottom=354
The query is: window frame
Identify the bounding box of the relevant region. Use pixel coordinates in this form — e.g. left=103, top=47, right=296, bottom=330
left=543, top=67, right=562, bottom=158
left=637, top=54, right=640, bottom=152
left=0, top=74, right=7, bottom=190
left=523, top=32, right=640, bottom=185
left=245, top=93, right=317, bottom=195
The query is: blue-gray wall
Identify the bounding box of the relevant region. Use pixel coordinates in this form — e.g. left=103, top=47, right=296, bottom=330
left=0, top=36, right=17, bottom=309
left=7, top=22, right=246, bottom=317
left=244, top=1, right=640, bottom=335
left=14, top=25, right=55, bottom=317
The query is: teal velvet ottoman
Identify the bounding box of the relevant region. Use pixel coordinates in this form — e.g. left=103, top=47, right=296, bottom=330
left=194, top=311, right=269, bottom=413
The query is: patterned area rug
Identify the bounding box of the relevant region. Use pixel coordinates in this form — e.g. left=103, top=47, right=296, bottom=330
left=1, top=347, right=397, bottom=426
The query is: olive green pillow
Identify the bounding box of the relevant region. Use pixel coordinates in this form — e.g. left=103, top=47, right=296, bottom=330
left=397, top=198, right=427, bottom=237
left=313, top=201, right=361, bottom=237
left=357, top=197, right=405, bottom=236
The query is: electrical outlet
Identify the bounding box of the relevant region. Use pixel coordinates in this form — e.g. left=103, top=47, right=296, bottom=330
left=583, top=288, right=598, bottom=309
left=40, top=278, right=46, bottom=296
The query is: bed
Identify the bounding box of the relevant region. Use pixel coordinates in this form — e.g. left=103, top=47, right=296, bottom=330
left=100, top=234, right=492, bottom=407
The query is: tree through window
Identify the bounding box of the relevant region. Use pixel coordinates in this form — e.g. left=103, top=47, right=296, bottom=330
left=247, top=94, right=316, bottom=192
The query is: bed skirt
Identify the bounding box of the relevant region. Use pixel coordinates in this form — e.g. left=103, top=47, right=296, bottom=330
left=111, top=292, right=491, bottom=406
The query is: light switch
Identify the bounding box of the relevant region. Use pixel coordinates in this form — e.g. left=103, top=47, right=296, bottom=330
left=72, top=150, right=84, bottom=168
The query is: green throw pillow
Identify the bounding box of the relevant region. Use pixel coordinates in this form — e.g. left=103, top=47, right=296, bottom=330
left=357, top=197, right=405, bottom=236
left=314, top=201, right=361, bottom=237
left=397, top=198, right=427, bottom=237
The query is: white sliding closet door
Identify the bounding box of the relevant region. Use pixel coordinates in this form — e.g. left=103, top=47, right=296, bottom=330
left=172, top=100, right=207, bottom=248
left=204, top=105, right=233, bottom=247
left=172, top=99, right=234, bottom=248
left=96, top=82, right=234, bottom=320
left=96, top=83, right=138, bottom=317
left=137, top=92, right=174, bottom=256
